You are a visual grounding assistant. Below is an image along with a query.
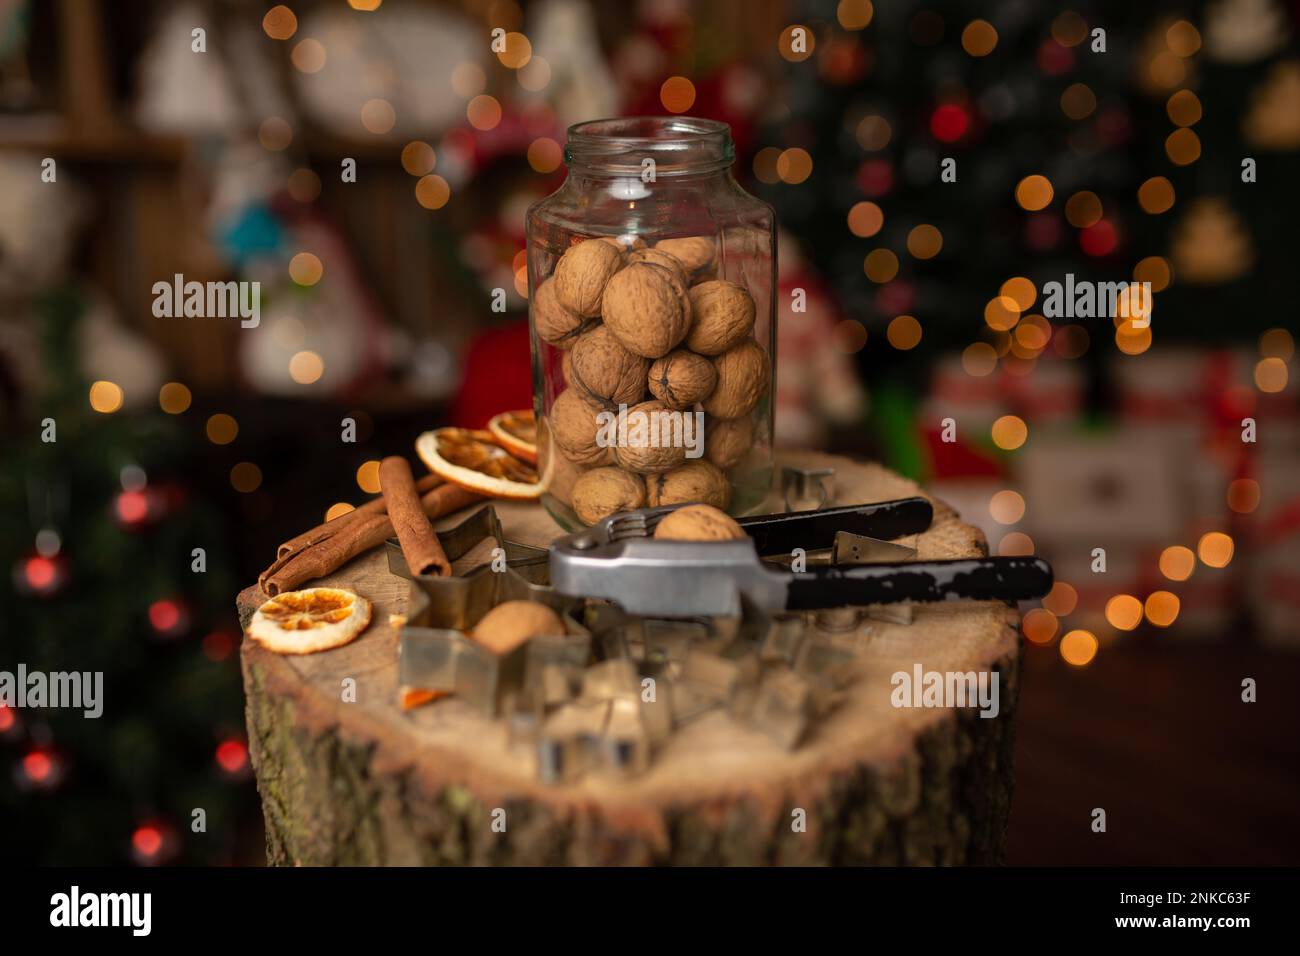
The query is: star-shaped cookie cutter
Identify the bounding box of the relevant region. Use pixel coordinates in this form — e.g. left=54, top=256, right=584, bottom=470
left=385, top=503, right=563, bottom=630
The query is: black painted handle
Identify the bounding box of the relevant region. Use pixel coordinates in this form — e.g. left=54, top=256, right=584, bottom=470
left=783, top=556, right=1054, bottom=609
left=739, top=497, right=934, bottom=555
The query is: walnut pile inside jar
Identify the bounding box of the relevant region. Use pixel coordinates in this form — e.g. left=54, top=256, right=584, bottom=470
left=535, top=235, right=770, bottom=527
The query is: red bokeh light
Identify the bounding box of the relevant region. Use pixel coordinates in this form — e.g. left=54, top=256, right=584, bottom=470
left=132, top=825, right=164, bottom=859
left=930, top=104, right=970, bottom=143
left=23, top=750, right=52, bottom=782
left=148, top=599, right=183, bottom=635
left=857, top=158, right=894, bottom=197
left=0, top=705, right=14, bottom=733
left=1036, top=39, right=1074, bottom=75
left=1080, top=219, right=1119, bottom=256
left=24, top=556, right=56, bottom=591
left=202, top=631, right=236, bottom=661
left=116, top=490, right=150, bottom=525
left=215, top=738, right=248, bottom=774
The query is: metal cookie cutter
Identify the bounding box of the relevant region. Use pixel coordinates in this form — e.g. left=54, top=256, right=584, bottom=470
left=782, top=465, right=836, bottom=511
left=386, top=504, right=554, bottom=630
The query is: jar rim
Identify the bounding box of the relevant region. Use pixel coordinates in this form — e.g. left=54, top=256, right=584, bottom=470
left=565, top=116, right=733, bottom=176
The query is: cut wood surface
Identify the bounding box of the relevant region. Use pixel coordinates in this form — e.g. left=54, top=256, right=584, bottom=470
left=238, top=451, right=1022, bottom=865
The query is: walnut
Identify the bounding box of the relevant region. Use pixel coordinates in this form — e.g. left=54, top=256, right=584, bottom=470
left=645, top=459, right=731, bottom=510
left=569, top=324, right=650, bottom=410
left=647, top=349, right=716, bottom=409
left=613, top=399, right=689, bottom=474
left=600, top=261, right=690, bottom=359
left=599, top=235, right=648, bottom=251
left=704, top=414, right=755, bottom=470
left=655, top=236, right=716, bottom=274
left=540, top=439, right=585, bottom=506
left=571, top=467, right=646, bottom=525
left=654, top=503, right=746, bottom=541
left=549, top=388, right=614, bottom=466
left=686, top=280, right=755, bottom=355
left=473, top=600, right=565, bottom=656
left=554, top=239, right=623, bottom=317
left=702, top=339, right=770, bottom=419
left=626, top=247, right=689, bottom=285
left=533, top=277, right=591, bottom=348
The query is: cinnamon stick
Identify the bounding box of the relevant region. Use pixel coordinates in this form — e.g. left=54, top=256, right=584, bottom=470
left=259, top=482, right=481, bottom=596
left=275, top=473, right=442, bottom=560
left=380, top=456, right=451, bottom=577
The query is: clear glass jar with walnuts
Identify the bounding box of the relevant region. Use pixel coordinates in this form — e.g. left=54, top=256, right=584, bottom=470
left=526, top=117, right=776, bottom=530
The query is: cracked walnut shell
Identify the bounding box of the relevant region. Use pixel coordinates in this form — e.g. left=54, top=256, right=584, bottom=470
left=601, top=261, right=690, bottom=359
left=645, top=459, right=731, bottom=510
left=686, top=280, right=755, bottom=355
left=654, top=503, right=746, bottom=541
left=571, top=466, right=646, bottom=526
left=549, top=388, right=614, bottom=466
left=613, top=399, right=690, bottom=475
left=702, top=339, right=770, bottom=419
left=569, top=324, right=650, bottom=410
left=648, top=349, right=716, bottom=410
left=554, top=238, right=623, bottom=317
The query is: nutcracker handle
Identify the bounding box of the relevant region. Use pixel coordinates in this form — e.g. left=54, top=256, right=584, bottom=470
left=739, top=497, right=934, bottom=555
left=782, top=556, right=1054, bottom=609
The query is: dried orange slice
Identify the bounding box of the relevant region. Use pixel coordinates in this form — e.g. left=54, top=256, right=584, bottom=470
left=487, top=409, right=538, bottom=464
left=248, top=587, right=372, bottom=654
left=415, top=428, right=543, bottom=499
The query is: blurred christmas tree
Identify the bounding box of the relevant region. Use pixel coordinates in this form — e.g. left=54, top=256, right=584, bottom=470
left=0, top=286, right=259, bottom=865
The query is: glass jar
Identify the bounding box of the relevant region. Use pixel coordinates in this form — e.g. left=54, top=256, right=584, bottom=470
left=526, top=117, right=776, bottom=530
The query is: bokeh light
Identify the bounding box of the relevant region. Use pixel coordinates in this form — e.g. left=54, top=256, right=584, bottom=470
left=1060, top=83, right=1096, bottom=120
left=1060, top=630, right=1098, bottom=665
left=527, top=137, right=563, bottom=173
left=89, top=381, right=124, bottom=414
left=991, top=414, right=1028, bottom=450
left=230, top=463, right=263, bottom=494
left=415, top=174, right=451, bottom=210
left=660, top=76, right=697, bottom=113
left=496, top=32, right=532, bottom=69
left=1165, top=128, right=1201, bottom=165
left=906, top=224, right=943, bottom=259
left=206, top=414, right=238, bottom=445
left=1227, top=478, right=1260, bottom=514
left=291, top=38, right=326, bottom=74
left=467, top=95, right=502, bottom=130
left=832, top=320, right=868, bottom=353
left=1166, top=90, right=1202, bottom=126
left=847, top=201, right=884, bottom=237
left=984, top=295, right=1021, bottom=331
left=1159, top=546, right=1196, bottom=582
left=1197, top=532, right=1234, bottom=568
left=1259, top=328, right=1294, bottom=360
left=864, top=248, right=899, bottom=282
left=998, top=532, right=1035, bottom=556
left=777, top=148, right=814, bottom=184
left=289, top=351, right=324, bottom=385
left=961, top=342, right=998, bottom=376
left=1144, top=591, right=1181, bottom=628
left=1042, top=582, right=1078, bottom=616
left=356, top=460, right=382, bottom=494
left=887, top=315, right=922, bottom=350
left=856, top=115, right=891, bottom=150
left=1065, top=191, right=1102, bottom=228
left=779, top=25, right=816, bottom=62
left=325, top=502, right=356, bottom=522
left=1105, top=594, right=1143, bottom=631
left=1138, top=176, right=1175, bottom=214
left=158, top=382, right=192, bottom=414
left=1022, top=608, right=1058, bottom=644
left=401, top=141, right=436, bottom=176
left=1133, top=256, right=1172, bottom=292
left=1254, top=357, right=1288, bottom=392
left=961, top=20, right=998, bottom=56
left=837, top=0, right=873, bottom=30
left=289, top=252, right=323, bottom=286
left=989, top=489, right=1026, bottom=524
left=288, top=167, right=322, bottom=203
left=1015, top=175, right=1054, bottom=211
left=258, top=116, right=292, bottom=151
left=1000, top=277, right=1036, bottom=311
left=262, top=5, right=297, bottom=41
left=1166, top=20, right=1202, bottom=57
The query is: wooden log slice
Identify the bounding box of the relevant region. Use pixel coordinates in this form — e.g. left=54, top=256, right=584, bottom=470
left=237, top=452, right=1021, bottom=865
